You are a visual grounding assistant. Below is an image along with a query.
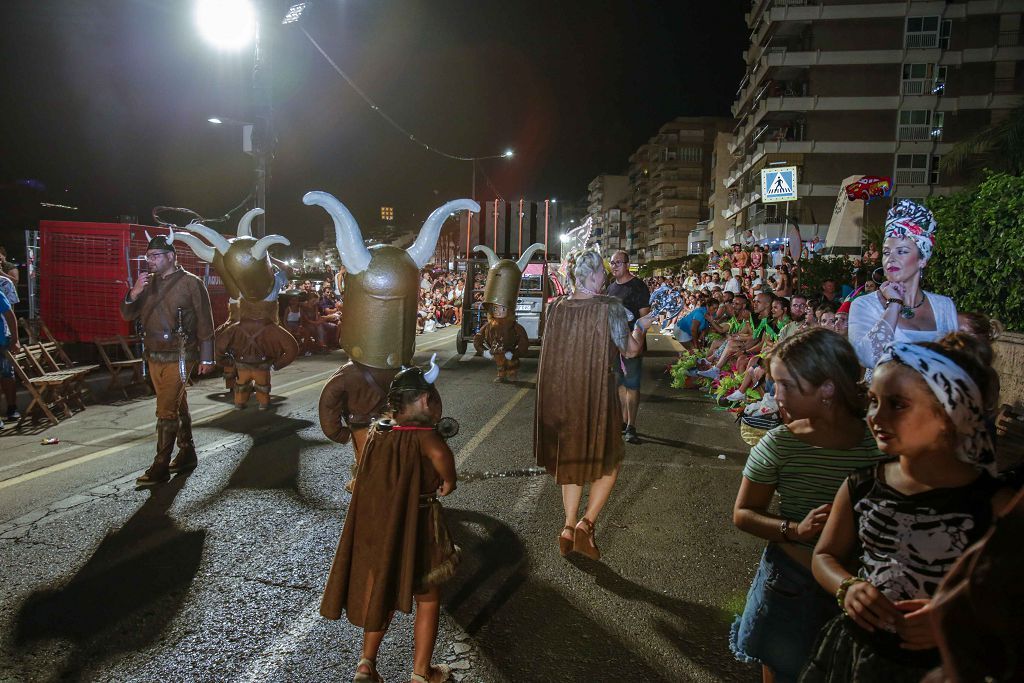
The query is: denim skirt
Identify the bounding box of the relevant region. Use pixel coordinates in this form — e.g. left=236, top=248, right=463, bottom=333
left=730, top=543, right=838, bottom=683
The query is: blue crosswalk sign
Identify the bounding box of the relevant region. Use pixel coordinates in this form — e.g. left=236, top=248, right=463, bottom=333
left=760, top=166, right=798, bottom=203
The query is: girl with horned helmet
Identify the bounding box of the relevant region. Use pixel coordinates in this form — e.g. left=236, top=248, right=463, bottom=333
left=320, top=354, right=460, bottom=683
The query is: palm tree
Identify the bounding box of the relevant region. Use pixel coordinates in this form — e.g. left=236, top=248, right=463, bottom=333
left=940, top=105, right=1024, bottom=178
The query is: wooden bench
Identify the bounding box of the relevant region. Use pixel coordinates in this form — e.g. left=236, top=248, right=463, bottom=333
left=94, top=335, right=150, bottom=398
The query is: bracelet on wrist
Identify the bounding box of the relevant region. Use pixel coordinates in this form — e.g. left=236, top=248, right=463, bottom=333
left=884, top=297, right=904, bottom=308
left=835, top=575, right=867, bottom=612
left=779, top=518, right=792, bottom=541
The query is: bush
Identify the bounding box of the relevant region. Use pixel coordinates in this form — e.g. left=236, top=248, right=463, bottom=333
left=925, top=172, right=1024, bottom=332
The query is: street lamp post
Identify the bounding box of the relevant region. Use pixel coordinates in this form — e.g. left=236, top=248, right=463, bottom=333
left=464, top=149, right=514, bottom=258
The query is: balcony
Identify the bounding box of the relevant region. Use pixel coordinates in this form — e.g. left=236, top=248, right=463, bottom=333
left=901, top=78, right=930, bottom=96
left=898, top=124, right=940, bottom=141
left=995, top=77, right=1016, bottom=93
left=895, top=169, right=928, bottom=185
left=999, top=30, right=1022, bottom=47
left=905, top=33, right=939, bottom=49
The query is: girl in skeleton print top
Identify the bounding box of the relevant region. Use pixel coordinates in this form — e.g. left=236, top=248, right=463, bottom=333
left=800, top=334, right=1016, bottom=683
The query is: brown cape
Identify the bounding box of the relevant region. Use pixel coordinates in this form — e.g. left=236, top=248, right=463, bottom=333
left=320, top=424, right=459, bottom=630
left=534, top=296, right=624, bottom=485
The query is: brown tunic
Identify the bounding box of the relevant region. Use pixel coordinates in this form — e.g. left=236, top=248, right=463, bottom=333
left=472, top=316, right=529, bottom=359
left=215, top=319, right=299, bottom=370
left=318, top=362, right=398, bottom=443
left=320, top=423, right=459, bottom=630
left=534, top=296, right=628, bottom=485
left=120, top=266, right=215, bottom=363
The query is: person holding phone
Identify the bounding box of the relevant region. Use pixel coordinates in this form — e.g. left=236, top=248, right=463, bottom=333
left=120, top=235, right=215, bottom=486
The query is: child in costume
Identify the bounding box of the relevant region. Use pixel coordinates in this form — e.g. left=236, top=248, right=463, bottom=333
left=320, top=358, right=459, bottom=683
left=473, top=302, right=529, bottom=382
left=470, top=243, right=544, bottom=383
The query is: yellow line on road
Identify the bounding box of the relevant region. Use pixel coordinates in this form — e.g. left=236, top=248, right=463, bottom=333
left=455, top=387, right=530, bottom=467
left=0, top=330, right=461, bottom=491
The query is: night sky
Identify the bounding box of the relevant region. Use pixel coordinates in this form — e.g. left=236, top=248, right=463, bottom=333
left=0, top=0, right=746, bottom=249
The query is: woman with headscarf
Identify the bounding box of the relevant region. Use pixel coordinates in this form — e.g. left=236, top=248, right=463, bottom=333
left=847, top=200, right=958, bottom=381
left=800, top=334, right=1014, bottom=683
left=535, top=249, right=653, bottom=560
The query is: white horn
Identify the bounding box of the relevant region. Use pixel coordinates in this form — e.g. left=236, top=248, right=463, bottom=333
left=250, top=234, right=290, bottom=261
left=424, top=353, right=439, bottom=384
left=407, top=199, right=479, bottom=269
left=236, top=208, right=264, bottom=238
left=472, top=244, right=499, bottom=269
left=303, top=191, right=371, bottom=274
left=170, top=231, right=216, bottom=263
left=516, top=242, right=545, bottom=272
left=144, top=230, right=154, bottom=243
left=183, top=221, right=231, bottom=254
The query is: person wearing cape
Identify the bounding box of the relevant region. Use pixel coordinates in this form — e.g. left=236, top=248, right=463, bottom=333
left=320, top=356, right=460, bottom=683
left=302, top=191, right=478, bottom=493
left=470, top=243, right=543, bottom=383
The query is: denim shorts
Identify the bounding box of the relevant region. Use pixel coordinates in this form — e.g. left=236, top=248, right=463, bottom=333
left=730, top=543, right=838, bottom=683
left=615, top=354, right=643, bottom=390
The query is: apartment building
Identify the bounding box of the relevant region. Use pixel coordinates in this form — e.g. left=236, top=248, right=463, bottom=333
left=698, top=130, right=736, bottom=254
left=625, top=117, right=732, bottom=264
left=586, top=174, right=630, bottom=253
left=723, top=0, right=1024, bottom=246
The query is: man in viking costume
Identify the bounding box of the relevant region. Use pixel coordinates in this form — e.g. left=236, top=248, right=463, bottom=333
left=120, top=234, right=215, bottom=486
left=171, top=209, right=299, bottom=411
left=320, top=356, right=459, bottom=683
left=303, top=192, right=478, bottom=492
left=471, top=243, right=543, bottom=383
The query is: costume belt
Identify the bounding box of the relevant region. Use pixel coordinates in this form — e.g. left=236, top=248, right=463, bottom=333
left=146, top=349, right=198, bottom=364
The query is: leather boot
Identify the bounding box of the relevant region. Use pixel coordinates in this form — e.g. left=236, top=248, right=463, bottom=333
left=169, top=410, right=198, bottom=474
left=136, top=418, right=176, bottom=487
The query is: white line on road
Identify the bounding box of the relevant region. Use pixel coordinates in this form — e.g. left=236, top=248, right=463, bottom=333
left=455, top=387, right=530, bottom=467
left=0, top=330, right=461, bottom=490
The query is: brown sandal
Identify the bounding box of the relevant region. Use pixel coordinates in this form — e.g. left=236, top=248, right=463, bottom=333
left=558, top=525, right=574, bottom=556
left=409, top=664, right=451, bottom=683
left=353, top=657, right=385, bottom=682
left=573, top=517, right=601, bottom=560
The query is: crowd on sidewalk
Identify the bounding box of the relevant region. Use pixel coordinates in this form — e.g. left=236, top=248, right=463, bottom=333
left=638, top=200, right=1022, bottom=682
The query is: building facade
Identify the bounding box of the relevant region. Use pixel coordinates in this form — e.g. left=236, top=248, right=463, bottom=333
left=723, top=0, right=1024, bottom=246
left=586, top=174, right=630, bottom=253
left=625, top=117, right=733, bottom=264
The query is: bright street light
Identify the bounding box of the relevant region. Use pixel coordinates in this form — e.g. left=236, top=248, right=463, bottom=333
left=503, top=149, right=514, bottom=158
left=195, top=0, right=257, bottom=51
left=207, top=117, right=222, bottom=124
left=559, top=234, right=571, bottom=242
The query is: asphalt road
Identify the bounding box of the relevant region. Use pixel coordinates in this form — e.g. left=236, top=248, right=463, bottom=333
left=0, top=327, right=763, bottom=682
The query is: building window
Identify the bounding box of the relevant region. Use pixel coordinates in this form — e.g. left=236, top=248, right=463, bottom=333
left=939, top=19, right=952, bottom=49
left=898, top=110, right=939, bottom=140
left=930, top=155, right=941, bottom=185
left=679, top=146, right=703, bottom=162
left=905, top=16, right=940, bottom=49
left=902, top=63, right=932, bottom=95
left=895, top=154, right=929, bottom=185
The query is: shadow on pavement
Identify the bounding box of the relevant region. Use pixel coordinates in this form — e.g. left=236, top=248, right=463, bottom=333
left=569, top=555, right=754, bottom=679
left=11, top=472, right=205, bottom=682
left=443, top=508, right=670, bottom=682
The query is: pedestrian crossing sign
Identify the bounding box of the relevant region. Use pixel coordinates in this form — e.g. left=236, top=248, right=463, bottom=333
left=760, top=166, right=798, bottom=203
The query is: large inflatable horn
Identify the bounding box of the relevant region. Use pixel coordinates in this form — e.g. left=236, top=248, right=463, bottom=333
left=424, top=353, right=439, bottom=384
left=303, top=191, right=371, bottom=274
left=407, top=199, right=479, bottom=269
left=250, top=234, right=290, bottom=261
left=236, top=208, right=264, bottom=238
left=473, top=244, right=500, bottom=268
left=170, top=231, right=217, bottom=263
left=516, top=243, right=545, bottom=272
left=183, top=222, right=231, bottom=254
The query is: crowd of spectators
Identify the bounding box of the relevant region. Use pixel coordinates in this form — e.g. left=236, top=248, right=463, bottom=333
left=417, top=270, right=466, bottom=334
left=648, top=200, right=1022, bottom=682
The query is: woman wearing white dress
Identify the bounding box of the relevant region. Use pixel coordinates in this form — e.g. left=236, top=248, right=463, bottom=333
left=848, top=199, right=957, bottom=381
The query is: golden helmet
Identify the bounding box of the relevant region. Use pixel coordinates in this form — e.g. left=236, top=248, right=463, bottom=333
left=303, top=191, right=479, bottom=369
left=170, top=209, right=290, bottom=301
left=473, top=243, right=545, bottom=311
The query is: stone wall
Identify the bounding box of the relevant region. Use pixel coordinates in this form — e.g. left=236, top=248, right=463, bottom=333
left=994, top=332, right=1024, bottom=409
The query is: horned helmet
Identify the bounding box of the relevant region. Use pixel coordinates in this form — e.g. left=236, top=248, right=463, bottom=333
left=170, top=209, right=290, bottom=302
left=472, top=243, right=545, bottom=312
left=303, top=191, right=479, bottom=369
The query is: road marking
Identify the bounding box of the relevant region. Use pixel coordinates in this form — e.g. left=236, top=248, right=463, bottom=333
left=0, top=330, right=461, bottom=489
left=455, top=387, right=530, bottom=467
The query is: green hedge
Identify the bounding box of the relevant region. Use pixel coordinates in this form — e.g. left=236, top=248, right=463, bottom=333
left=925, top=172, right=1024, bottom=332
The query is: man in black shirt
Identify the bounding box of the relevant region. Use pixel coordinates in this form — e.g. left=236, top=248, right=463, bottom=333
left=606, top=250, right=650, bottom=444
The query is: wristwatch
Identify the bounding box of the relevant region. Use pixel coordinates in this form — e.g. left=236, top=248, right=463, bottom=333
left=779, top=518, right=792, bottom=541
